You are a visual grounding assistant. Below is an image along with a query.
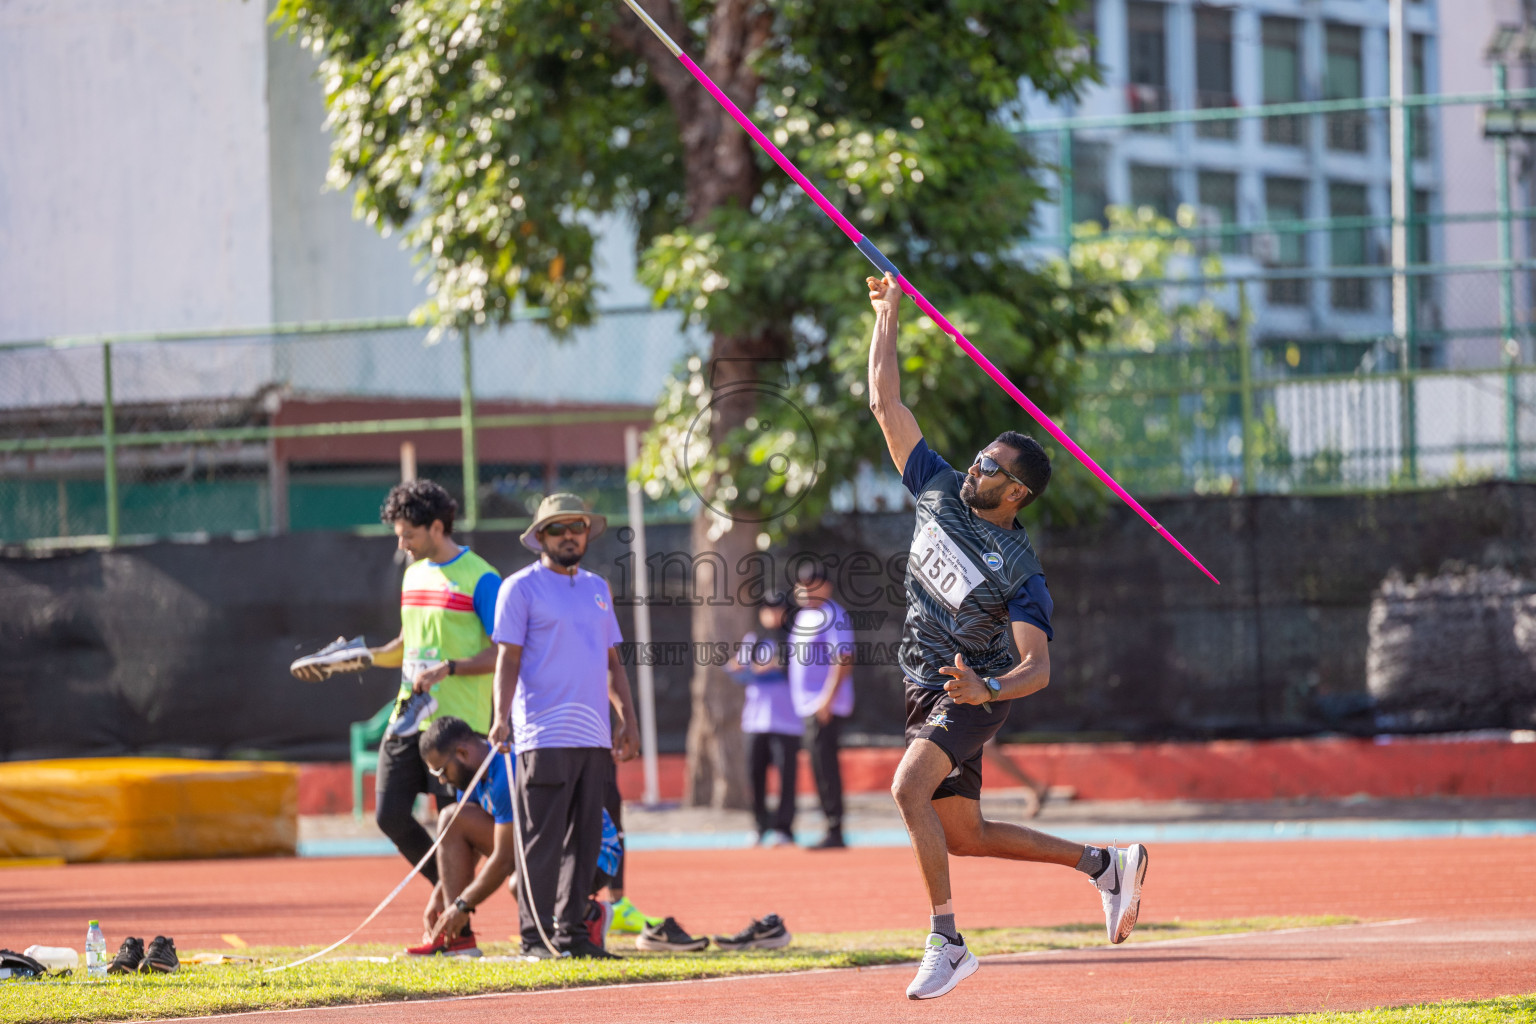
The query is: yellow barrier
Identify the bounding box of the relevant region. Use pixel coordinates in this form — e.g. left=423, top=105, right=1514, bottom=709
left=0, top=758, right=298, bottom=862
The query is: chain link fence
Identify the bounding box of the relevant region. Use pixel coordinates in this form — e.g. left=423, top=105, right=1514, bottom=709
left=5, top=91, right=1536, bottom=546
left=0, top=309, right=698, bottom=546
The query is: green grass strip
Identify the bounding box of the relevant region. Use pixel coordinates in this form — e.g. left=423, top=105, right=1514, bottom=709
left=0, top=916, right=1388, bottom=1024
left=1216, top=996, right=1536, bottom=1024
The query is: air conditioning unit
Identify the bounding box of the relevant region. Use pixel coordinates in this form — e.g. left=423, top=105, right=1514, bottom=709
left=1194, top=204, right=1224, bottom=255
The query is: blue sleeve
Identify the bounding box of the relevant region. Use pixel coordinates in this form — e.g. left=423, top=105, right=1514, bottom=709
left=1006, top=575, right=1054, bottom=641
left=900, top=438, right=951, bottom=497
left=472, top=571, right=500, bottom=638
left=485, top=755, right=517, bottom=825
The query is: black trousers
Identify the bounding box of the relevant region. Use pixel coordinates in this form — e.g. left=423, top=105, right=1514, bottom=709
left=807, top=714, right=847, bottom=831
left=515, top=746, right=609, bottom=951
left=374, top=732, right=453, bottom=886
left=748, top=731, right=800, bottom=836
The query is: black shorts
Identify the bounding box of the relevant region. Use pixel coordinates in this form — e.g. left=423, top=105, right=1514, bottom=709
left=904, top=682, right=1010, bottom=801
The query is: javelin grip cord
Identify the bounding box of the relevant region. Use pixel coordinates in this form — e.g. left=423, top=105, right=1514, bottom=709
left=267, top=746, right=498, bottom=972
left=505, top=748, right=563, bottom=959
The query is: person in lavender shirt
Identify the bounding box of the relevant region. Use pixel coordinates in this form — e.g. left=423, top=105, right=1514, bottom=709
left=789, top=562, right=855, bottom=850
left=487, top=494, right=640, bottom=959
left=727, top=593, right=800, bottom=847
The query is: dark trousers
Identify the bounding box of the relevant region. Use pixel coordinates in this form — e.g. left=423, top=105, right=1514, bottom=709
left=748, top=731, right=800, bottom=836
left=374, top=732, right=452, bottom=886
left=808, top=714, right=846, bottom=832
left=515, top=746, right=608, bottom=951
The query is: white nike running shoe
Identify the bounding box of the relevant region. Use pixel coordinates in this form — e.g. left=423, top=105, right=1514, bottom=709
left=905, top=932, right=979, bottom=1000
left=1092, top=843, right=1149, bottom=944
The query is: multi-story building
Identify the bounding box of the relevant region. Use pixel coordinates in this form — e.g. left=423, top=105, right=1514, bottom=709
left=1023, top=0, right=1445, bottom=365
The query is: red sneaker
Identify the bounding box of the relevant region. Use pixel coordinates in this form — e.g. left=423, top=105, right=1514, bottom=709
left=405, top=929, right=482, bottom=957
left=583, top=899, right=613, bottom=950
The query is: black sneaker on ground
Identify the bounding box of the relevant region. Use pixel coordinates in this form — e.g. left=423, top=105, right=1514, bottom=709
left=107, top=936, right=145, bottom=974
left=808, top=829, right=846, bottom=850
left=713, top=914, right=791, bottom=951
left=140, top=936, right=179, bottom=973
left=520, top=943, right=563, bottom=961
left=636, top=916, right=709, bottom=953
left=563, top=936, right=621, bottom=960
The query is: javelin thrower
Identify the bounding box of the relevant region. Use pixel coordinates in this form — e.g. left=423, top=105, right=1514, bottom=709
left=866, top=273, right=1148, bottom=1000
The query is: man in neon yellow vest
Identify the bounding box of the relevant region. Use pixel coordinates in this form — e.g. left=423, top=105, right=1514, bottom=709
left=366, top=479, right=500, bottom=945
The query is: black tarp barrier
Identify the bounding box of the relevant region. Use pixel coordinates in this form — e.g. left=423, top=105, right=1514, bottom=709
left=3, top=483, right=1533, bottom=761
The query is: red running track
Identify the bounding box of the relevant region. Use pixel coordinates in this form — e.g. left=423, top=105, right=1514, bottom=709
left=2, top=839, right=1534, bottom=1021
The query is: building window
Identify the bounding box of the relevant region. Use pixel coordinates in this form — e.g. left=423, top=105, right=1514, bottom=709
left=1127, top=1, right=1168, bottom=129
left=1198, top=171, right=1240, bottom=254
left=1325, top=23, right=1366, bottom=153
left=1410, top=189, right=1432, bottom=265
left=1130, top=163, right=1178, bottom=219
left=1265, top=177, right=1309, bottom=307
left=1262, top=17, right=1306, bottom=147
left=1069, top=138, right=1110, bottom=227
left=1411, top=34, right=1431, bottom=159
left=1412, top=189, right=1439, bottom=332
left=1195, top=8, right=1236, bottom=140
left=1329, top=182, right=1371, bottom=311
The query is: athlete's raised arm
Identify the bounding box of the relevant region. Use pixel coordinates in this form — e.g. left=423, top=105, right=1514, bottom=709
left=866, top=273, right=924, bottom=476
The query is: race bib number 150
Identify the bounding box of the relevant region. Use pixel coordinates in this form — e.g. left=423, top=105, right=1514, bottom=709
left=910, top=521, right=985, bottom=612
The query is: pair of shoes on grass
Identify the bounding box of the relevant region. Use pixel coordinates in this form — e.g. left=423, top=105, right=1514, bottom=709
left=108, top=936, right=178, bottom=974
left=712, top=914, right=790, bottom=951
left=634, top=913, right=788, bottom=953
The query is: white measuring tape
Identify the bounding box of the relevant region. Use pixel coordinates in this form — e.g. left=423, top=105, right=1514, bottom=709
left=270, top=742, right=562, bottom=970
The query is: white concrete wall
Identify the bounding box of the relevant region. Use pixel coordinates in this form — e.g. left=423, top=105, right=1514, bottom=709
left=0, top=0, right=275, bottom=338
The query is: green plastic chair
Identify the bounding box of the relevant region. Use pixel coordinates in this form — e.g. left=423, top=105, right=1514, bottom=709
left=350, top=700, right=395, bottom=821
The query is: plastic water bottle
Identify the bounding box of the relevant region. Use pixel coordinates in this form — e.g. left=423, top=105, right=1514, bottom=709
left=85, top=921, right=107, bottom=977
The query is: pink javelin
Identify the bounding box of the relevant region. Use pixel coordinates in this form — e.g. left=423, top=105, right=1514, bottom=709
left=618, top=0, right=1219, bottom=585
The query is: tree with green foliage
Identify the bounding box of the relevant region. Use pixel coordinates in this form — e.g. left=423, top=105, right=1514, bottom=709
left=1057, top=205, right=1289, bottom=496
left=274, top=0, right=1104, bottom=807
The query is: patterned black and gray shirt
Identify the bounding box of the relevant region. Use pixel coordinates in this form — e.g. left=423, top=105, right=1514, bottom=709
left=898, top=439, right=1053, bottom=690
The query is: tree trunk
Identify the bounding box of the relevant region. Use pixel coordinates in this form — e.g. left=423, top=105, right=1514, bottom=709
left=682, top=514, right=755, bottom=809
left=682, top=329, right=788, bottom=810
left=612, top=0, right=778, bottom=809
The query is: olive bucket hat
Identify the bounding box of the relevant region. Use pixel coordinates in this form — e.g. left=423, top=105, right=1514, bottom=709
left=520, top=493, right=608, bottom=553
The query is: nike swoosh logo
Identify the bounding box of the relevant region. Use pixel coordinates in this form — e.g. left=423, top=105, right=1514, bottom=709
left=1107, top=859, right=1122, bottom=896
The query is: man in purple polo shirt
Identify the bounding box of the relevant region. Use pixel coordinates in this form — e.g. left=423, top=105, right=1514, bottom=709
left=488, top=493, right=641, bottom=959
left=789, top=562, right=855, bottom=849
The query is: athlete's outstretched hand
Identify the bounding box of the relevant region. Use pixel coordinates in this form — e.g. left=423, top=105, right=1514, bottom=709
left=938, top=652, right=989, bottom=705
left=867, top=272, right=901, bottom=316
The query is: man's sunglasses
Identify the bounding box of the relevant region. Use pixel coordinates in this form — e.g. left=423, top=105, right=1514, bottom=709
left=542, top=520, right=589, bottom=538
left=972, top=452, right=1029, bottom=492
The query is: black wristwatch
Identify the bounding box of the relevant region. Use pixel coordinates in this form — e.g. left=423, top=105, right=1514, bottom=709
left=454, top=896, right=473, bottom=914
left=984, top=676, right=1002, bottom=697
left=446, top=660, right=457, bottom=676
